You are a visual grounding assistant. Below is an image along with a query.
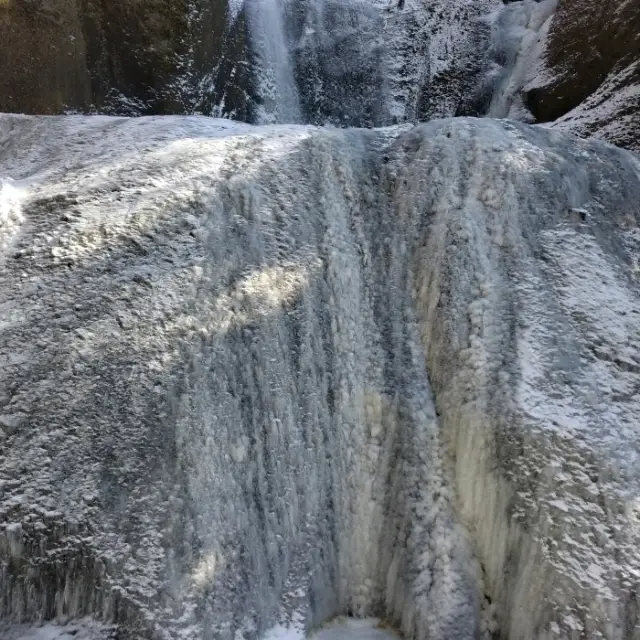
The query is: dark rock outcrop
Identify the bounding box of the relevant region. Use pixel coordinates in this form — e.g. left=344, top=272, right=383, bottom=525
left=524, top=0, right=640, bottom=151
left=0, top=0, right=93, bottom=114
left=0, top=0, right=251, bottom=117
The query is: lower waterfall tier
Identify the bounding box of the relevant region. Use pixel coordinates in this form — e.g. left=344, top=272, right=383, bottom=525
left=0, top=115, right=639, bottom=639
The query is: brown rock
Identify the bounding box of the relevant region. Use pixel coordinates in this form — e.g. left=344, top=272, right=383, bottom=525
left=0, top=0, right=251, bottom=117
left=525, top=0, right=640, bottom=151
left=0, top=0, right=92, bottom=114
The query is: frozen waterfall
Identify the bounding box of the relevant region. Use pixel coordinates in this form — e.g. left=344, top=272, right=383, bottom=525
left=244, top=0, right=495, bottom=126
left=1, top=114, right=639, bottom=640
left=246, top=0, right=302, bottom=124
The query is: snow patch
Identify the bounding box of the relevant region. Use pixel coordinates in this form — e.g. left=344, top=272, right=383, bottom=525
left=0, top=178, right=27, bottom=261
left=2, top=620, right=112, bottom=640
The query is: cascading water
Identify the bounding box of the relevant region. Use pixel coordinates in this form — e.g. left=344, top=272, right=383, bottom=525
left=245, top=0, right=497, bottom=127
left=246, top=0, right=302, bottom=124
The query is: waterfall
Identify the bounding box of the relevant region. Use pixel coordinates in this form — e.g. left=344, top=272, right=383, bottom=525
left=1, top=3, right=640, bottom=640
left=482, top=0, right=558, bottom=121
left=246, top=0, right=302, bottom=124
left=244, top=0, right=496, bottom=127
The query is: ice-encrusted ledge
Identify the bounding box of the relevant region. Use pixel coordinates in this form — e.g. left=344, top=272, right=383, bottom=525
left=0, top=114, right=639, bottom=639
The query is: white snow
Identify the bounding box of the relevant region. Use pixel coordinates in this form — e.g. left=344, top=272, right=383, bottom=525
left=3, top=620, right=111, bottom=640
left=0, top=178, right=27, bottom=264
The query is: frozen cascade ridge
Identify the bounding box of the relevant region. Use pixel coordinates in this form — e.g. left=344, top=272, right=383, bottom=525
left=0, top=112, right=640, bottom=640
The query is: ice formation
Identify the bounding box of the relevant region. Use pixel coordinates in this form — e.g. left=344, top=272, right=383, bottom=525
left=245, top=0, right=497, bottom=126
left=477, top=0, right=640, bottom=154
left=246, top=0, right=302, bottom=124
left=0, top=113, right=639, bottom=639
left=483, top=0, right=558, bottom=121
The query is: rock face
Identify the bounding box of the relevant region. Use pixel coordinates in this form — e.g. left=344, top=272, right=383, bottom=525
left=523, top=0, right=640, bottom=151
left=1, top=114, right=639, bottom=639
left=3, top=0, right=638, bottom=152
left=0, top=0, right=497, bottom=124
left=0, top=0, right=251, bottom=117
left=0, top=0, right=93, bottom=114
left=285, top=0, right=494, bottom=127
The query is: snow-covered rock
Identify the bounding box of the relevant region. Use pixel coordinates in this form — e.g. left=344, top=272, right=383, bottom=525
left=0, top=0, right=500, bottom=126
left=0, top=114, right=639, bottom=639
left=484, top=0, right=640, bottom=153
left=548, top=60, right=640, bottom=154
left=281, top=0, right=498, bottom=127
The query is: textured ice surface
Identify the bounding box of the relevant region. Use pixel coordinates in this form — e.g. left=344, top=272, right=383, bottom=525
left=0, top=115, right=639, bottom=639
left=3, top=619, right=112, bottom=640
left=484, top=0, right=558, bottom=120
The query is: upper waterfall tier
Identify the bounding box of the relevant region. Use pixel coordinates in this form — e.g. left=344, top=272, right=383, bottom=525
left=0, top=115, right=639, bottom=639
left=246, top=0, right=495, bottom=126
